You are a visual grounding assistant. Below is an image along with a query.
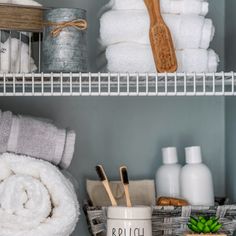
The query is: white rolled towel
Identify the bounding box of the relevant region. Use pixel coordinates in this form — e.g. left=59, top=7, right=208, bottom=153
left=100, top=10, right=214, bottom=50
left=0, top=153, right=79, bottom=236
left=102, top=0, right=209, bottom=16
left=0, top=38, right=37, bottom=73
left=105, top=43, right=219, bottom=73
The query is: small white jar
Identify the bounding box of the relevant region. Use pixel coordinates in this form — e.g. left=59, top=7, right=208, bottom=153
left=107, top=206, right=152, bottom=236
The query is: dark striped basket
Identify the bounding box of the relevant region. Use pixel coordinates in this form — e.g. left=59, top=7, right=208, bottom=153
left=83, top=199, right=236, bottom=236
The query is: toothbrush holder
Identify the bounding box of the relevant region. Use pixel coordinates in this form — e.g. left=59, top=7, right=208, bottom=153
left=107, top=206, right=152, bottom=236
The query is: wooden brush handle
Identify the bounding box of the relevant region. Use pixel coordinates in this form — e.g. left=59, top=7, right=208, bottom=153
left=144, top=0, right=162, bottom=25
left=144, top=0, right=178, bottom=72
left=103, top=181, right=118, bottom=207
left=124, top=185, right=132, bottom=207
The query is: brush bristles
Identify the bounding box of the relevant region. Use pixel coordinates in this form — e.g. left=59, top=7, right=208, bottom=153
left=95, top=165, right=106, bottom=181
left=121, top=167, right=129, bottom=185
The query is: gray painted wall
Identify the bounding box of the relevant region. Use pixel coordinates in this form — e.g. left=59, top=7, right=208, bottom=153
left=225, top=0, right=236, bottom=206
left=226, top=98, right=236, bottom=202
left=225, top=0, right=236, bottom=71
left=0, top=0, right=227, bottom=236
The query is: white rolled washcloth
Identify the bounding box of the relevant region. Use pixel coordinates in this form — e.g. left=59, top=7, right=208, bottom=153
left=100, top=10, right=214, bottom=50
left=0, top=153, right=79, bottom=236
left=102, top=0, right=209, bottom=16
left=105, top=43, right=219, bottom=73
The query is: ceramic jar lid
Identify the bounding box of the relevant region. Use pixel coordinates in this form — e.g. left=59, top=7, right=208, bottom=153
left=107, top=206, right=152, bottom=220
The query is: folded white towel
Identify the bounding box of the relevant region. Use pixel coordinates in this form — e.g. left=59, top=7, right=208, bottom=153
left=0, top=153, right=79, bottom=236
left=102, top=0, right=209, bottom=16
left=0, top=38, right=37, bottom=73
left=100, top=11, right=214, bottom=50
left=0, top=0, right=42, bottom=6
left=105, top=43, right=219, bottom=73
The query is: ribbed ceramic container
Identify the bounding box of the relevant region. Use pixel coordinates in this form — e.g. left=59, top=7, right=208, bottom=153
left=42, top=8, right=88, bottom=73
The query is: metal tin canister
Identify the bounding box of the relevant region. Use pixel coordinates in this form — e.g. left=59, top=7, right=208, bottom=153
left=42, top=8, right=88, bottom=73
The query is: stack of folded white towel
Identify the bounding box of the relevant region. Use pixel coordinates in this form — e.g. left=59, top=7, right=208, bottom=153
left=99, top=0, right=219, bottom=73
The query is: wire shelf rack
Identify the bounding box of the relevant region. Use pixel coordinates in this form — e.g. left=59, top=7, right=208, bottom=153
left=0, top=72, right=235, bottom=96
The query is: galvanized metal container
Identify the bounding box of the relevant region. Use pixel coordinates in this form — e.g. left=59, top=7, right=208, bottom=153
left=42, top=8, right=88, bottom=73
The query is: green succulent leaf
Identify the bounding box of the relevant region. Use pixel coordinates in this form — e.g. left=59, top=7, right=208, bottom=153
left=210, top=221, right=219, bottom=231
left=199, top=216, right=207, bottom=224
left=190, top=217, right=198, bottom=226
left=206, top=219, right=214, bottom=226
left=212, top=224, right=222, bottom=233
left=188, top=223, right=201, bottom=233
left=203, top=225, right=211, bottom=233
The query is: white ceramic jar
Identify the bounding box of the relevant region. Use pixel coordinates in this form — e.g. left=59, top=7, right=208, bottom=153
left=156, top=147, right=182, bottom=198
left=181, top=146, right=214, bottom=206
left=107, top=206, right=152, bottom=236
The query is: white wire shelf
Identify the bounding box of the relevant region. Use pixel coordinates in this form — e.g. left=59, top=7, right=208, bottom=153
left=0, top=72, right=236, bottom=96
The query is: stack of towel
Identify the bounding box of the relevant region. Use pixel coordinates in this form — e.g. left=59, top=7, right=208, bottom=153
left=0, top=110, right=76, bottom=169
left=99, top=0, right=219, bottom=73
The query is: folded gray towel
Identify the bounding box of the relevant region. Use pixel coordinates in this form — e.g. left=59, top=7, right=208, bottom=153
left=0, top=111, right=12, bottom=153
left=7, top=114, right=76, bottom=169
left=60, top=130, right=76, bottom=169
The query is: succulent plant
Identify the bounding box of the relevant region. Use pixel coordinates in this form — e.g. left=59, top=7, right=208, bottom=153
left=188, top=216, right=222, bottom=234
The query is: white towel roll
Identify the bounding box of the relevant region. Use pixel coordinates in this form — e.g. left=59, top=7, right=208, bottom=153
left=102, top=0, right=209, bottom=16
left=105, top=43, right=219, bottom=73
left=0, top=153, right=79, bottom=236
left=100, top=10, right=214, bottom=50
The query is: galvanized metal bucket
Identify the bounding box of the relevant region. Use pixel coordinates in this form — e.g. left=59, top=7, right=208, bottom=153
left=42, top=8, right=88, bottom=73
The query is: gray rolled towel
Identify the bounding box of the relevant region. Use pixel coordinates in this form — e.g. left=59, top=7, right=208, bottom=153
left=60, top=130, right=76, bottom=169
left=7, top=114, right=76, bottom=168
left=0, top=111, right=12, bottom=153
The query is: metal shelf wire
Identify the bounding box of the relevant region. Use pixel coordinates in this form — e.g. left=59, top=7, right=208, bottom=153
left=0, top=72, right=235, bottom=96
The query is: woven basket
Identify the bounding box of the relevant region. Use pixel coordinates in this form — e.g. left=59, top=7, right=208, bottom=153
left=0, top=4, right=43, bottom=32
left=83, top=201, right=236, bottom=236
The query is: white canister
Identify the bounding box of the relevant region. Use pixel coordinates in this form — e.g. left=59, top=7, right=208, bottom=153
left=107, top=206, right=152, bottom=236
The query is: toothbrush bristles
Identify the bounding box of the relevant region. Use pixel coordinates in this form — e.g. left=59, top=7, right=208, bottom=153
left=95, top=165, right=106, bottom=181
left=121, top=167, right=129, bottom=185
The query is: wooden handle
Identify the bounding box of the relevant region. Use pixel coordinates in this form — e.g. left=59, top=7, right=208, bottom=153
left=144, top=0, right=178, bottom=72
left=144, top=0, right=162, bottom=25
left=103, top=181, right=118, bottom=207
left=124, top=185, right=132, bottom=207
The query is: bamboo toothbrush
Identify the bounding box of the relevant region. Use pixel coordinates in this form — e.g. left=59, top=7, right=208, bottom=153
left=120, top=166, right=132, bottom=207
left=144, top=0, right=177, bottom=72
left=95, top=165, right=118, bottom=207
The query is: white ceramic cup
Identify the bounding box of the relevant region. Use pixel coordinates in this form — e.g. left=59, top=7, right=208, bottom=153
left=107, top=206, right=152, bottom=236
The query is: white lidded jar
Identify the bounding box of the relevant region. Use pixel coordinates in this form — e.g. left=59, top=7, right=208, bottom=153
left=156, top=147, right=182, bottom=198
left=107, top=206, right=152, bottom=236
left=181, top=146, right=214, bottom=206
